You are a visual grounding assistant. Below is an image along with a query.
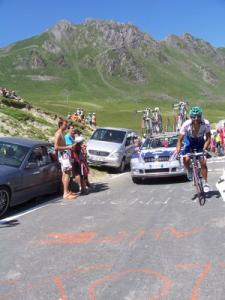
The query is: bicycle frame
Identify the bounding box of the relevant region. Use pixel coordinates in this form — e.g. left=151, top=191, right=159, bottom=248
left=181, top=152, right=206, bottom=206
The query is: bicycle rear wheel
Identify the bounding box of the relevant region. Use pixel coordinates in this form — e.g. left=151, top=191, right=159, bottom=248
left=193, top=166, right=206, bottom=206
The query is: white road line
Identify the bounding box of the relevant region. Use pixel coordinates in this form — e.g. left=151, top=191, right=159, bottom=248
left=0, top=204, right=49, bottom=222
left=110, top=173, right=127, bottom=180
left=163, top=197, right=171, bottom=205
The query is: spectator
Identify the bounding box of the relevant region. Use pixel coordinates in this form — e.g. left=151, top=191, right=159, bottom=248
left=54, top=119, right=77, bottom=200
left=92, top=112, right=96, bottom=127
left=65, top=126, right=87, bottom=194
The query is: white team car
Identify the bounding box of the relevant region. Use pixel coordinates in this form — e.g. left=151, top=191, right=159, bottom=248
left=130, top=134, right=186, bottom=183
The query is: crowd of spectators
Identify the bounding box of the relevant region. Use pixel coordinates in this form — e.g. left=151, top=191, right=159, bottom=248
left=54, top=119, right=91, bottom=200
left=0, top=87, right=24, bottom=102
left=68, top=108, right=97, bottom=128
left=211, top=125, right=225, bottom=156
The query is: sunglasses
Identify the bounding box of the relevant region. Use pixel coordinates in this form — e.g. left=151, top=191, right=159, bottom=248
left=191, top=115, right=201, bottom=119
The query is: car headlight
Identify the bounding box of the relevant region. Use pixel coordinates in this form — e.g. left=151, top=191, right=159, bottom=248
left=110, top=151, right=123, bottom=158
left=131, top=156, right=144, bottom=164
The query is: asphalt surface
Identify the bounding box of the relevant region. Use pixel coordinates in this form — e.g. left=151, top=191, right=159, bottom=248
left=1, top=156, right=225, bottom=300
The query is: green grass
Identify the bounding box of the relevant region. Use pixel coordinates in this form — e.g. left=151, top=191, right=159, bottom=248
left=1, top=21, right=225, bottom=133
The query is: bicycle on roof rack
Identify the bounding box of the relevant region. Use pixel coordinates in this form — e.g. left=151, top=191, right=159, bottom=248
left=173, top=101, right=189, bottom=132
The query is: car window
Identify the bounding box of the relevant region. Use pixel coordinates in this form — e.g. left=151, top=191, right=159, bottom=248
left=28, top=146, right=51, bottom=167
left=125, top=136, right=132, bottom=146
left=0, top=141, right=29, bottom=167
left=91, top=129, right=126, bottom=144
left=46, top=145, right=58, bottom=162
left=141, top=136, right=179, bottom=150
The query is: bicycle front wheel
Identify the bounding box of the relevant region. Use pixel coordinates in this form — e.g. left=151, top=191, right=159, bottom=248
left=193, top=166, right=206, bottom=206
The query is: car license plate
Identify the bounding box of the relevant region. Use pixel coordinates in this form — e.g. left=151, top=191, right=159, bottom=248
left=151, top=163, right=164, bottom=169
left=95, top=156, right=105, bottom=162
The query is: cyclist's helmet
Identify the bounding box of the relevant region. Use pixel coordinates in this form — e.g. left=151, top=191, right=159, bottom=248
left=189, top=106, right=202, bottom=118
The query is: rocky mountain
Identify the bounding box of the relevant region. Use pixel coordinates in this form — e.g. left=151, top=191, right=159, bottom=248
left=1, top=19, right=225, bottom=116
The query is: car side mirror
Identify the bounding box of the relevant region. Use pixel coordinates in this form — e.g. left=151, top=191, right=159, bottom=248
left=26, top=162, right=38, bottom=169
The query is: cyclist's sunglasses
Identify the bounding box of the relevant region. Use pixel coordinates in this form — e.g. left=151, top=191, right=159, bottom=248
left=190, top=114, right=201, bottom=119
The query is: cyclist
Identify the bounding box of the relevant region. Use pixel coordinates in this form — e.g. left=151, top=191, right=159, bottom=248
left=176, top=106, right=211, bottom=192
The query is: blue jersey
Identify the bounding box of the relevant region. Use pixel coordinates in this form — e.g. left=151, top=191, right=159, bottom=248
left=65, top=133, right=75, bottom=145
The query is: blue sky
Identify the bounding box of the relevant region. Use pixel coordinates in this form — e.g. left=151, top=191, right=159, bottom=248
left=1, top=0, right=225, bottom=48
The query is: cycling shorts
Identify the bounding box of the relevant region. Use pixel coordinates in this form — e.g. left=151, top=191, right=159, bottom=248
left=182, top=136, right=205, bottom=156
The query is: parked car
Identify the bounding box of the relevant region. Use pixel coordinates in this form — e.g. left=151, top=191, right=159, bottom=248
left=130, top=133, right=186, bottom=183
left=0, top=137, right=61, bottom=217
left=87, top=127, right=139, bottom=172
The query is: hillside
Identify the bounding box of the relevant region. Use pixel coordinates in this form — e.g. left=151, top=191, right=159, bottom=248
left=1, top=19, right=225, bottom=130
left=0, top=96, right=93, bottom=141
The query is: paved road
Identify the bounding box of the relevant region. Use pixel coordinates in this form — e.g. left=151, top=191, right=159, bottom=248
left=1, top=157, right=225, bottom=300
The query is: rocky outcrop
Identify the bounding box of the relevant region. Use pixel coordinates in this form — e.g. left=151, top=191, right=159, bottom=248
left=165, top=33, right=225, bottom=65
left=199, top=65, right=218, bottom=85
left=99, top=47, right=146, bottom=82
left=49, top=20, right=74, bottom=42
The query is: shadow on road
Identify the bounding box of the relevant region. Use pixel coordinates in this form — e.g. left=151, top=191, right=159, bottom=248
left=0, top=193, right=62, bottom=221
left=89, top=182, right=109, bottom=193
left=206, top=190, right=221, bottom=199
left=91, top=165, right=130, bottom=175
left=191, top=190, right=221, bottom=202
left=0, top=219, right=20, bottom=228
left=1, top=182, right=110, bottom=222
left=134, top=176, right=187, bottom=185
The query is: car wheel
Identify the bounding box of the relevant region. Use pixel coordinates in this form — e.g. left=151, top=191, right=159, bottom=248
left=0, top=187, right=10, bottom=217
left=117, top=158, right=126, bottom=173
left=132, top=177, right=141, bottom=184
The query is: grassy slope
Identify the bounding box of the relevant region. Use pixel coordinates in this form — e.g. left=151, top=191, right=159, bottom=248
left=1, top=29, right=225, bottom=132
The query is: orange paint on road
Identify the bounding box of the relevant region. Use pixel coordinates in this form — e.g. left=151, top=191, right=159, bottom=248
left=36, top=232, right=97, bottom=245
left=98, top=231, right=128, bottom=244
left=191, top=263, right=211, bottom=300
left=176, top=263, right=200, bottom=269
left=87, top=268, right=173, bottom=300
left=176, top=262, right=212, bottom=300
left=0, top=279, right=18, bottom=285
left=52, top=275, right=68, bottom=300
left=128, top=229, right=145, bottom=248
left=0, top=264, right=112, bottom=300
left=152, top=227, right=202, bottom=241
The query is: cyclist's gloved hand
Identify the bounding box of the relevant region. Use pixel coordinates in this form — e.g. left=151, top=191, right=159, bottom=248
left=173, top=150, right=180, bottom=160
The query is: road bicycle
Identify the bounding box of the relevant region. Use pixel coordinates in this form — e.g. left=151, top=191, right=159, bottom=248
left=173, top=102, right=188, bottom=132
left=179, top=151, right=207, bottom=206
left=137, top=108, right=163, bottom=136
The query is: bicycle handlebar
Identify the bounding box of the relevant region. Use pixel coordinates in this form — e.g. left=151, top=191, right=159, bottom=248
left=176, top=151, right=207, bottom=159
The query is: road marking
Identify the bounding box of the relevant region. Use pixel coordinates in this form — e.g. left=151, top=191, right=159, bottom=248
left=52, top=275, right=68, bottom=300
left=87, top=268, right=173, bottom=300
left=129, top=198, right=139, bottom=205
left=163, top=197, right=171, bottom=205
left=0, top=204, right=49, bottom=222
left=110, top=173, right=127, bottom=180
left=128, top=229, right=145, bottom=248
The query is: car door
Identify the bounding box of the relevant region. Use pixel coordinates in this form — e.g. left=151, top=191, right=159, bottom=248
left=20, top=146, right=45, bottom=200
left=124, top=134, right=135, bottom=163
left=41, top=145, right=61, bottom=192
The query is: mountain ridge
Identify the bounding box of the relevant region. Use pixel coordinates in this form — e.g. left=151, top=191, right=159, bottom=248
left=1, top=18, right=225, bottom=129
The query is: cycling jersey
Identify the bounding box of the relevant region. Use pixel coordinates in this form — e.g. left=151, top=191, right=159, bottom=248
left=180, top=119, right=211, bottom=154
left=180, top=119, right=211, bottom=138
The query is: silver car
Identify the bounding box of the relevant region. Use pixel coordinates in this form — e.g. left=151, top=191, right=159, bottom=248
left=87, top=127, right=138, bottom=172
left=0, top=137, right=61, bottom=217
left=131, top=134, right=186, bottom=183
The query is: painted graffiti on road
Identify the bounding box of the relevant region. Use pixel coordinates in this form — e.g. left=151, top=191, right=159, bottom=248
left=34, top=226, right=203, bottom=246
left=1, top=262, right=225, bottom=300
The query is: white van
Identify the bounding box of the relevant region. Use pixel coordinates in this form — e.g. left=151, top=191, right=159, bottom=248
left=87, top=127, right=138, bottom=172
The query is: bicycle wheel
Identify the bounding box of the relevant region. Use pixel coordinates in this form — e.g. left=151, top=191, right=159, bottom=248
left=193, top=166, right=206, bottom=206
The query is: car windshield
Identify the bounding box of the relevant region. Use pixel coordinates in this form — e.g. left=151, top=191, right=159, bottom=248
left=90, top=129, right=126, bottom=144
left=0, top=141, right=29, bottom=167
left=141, top=136, right=178, bottom=150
